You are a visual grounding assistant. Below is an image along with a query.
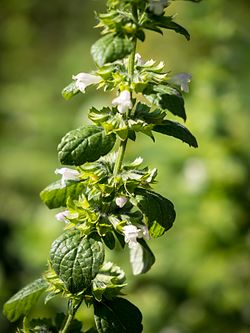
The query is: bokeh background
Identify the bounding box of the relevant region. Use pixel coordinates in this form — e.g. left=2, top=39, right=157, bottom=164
left=1, top=0, right=249, bottom=332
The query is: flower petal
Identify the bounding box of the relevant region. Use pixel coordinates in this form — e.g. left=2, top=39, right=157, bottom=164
left=112, top=90, right=132, bottom=114
left=72, top=72, right=100, bottom=93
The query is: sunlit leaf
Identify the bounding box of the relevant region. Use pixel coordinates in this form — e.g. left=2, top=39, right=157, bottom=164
left=129, top=239, right=155, bottom=275
left=50, top=229, right=105, bottom=293
left=135, top=188, right=176, bottom=238
left=40, top=180, right=85, bottom=209
left=58, top=125, right=116, bottom=166
left=61, top=81, right=79, bottom=100
left=91, top=34, right=133, bottom=66
left=92, top=262, right=126, bottom=301
left=3, top=278, right=48, bottom=322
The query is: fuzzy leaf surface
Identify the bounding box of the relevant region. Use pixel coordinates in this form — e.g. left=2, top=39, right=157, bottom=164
left=50, top=229, right=105, bottom=293
left=58, top=125, right=116, bottom=166
left=153, top=120, right=198, bottom=148
left=94, top=297, right=143, bottom=333
left=3, top=278, right=48, bottom=322
left=135, top=188, right=176, bottom=238
left=91, top=34, right=133, bottom=67
left=40, top=180, right=85, bottom=209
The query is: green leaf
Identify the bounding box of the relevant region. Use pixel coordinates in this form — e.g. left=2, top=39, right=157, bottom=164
left=40, top=180, right=85, bottom=209
left=61, top=81, right=79, bottom=100
left=3, top=278, right=48, bottom=322
left=23, top=318, right=56, bottom=333
left=50, top=229, right=105, bottom=293
left=152, top=15, right=190, bottom=40
left=153, top=120, right=198, bottom=148
left=92, top=262, right=126, bottom=301
left=94, top=297, right=143, bottom=333
left=144, top=85, right=186, bottom=121
left=58, top=125, right=116, bottom=166
left=129, top=239, right=155, bottom=275
left=135, top=188, right=176, bottom=238
left=91, top=34, right=134, bottom=67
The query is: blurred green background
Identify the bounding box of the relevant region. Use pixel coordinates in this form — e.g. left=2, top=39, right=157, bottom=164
left=1, top=0, right=249, bottom=332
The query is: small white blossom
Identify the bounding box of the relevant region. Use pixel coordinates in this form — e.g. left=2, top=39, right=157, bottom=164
left=135, top=53, right=145, bottom=66
left=55, top=210, right=78, bottom=223
left=55, top=168, right=80, bottom=187
left=72, top=72, right=100, bottom=93
left=170, top=73, right=192, bottom=93
left=112, top=90, right=132, bottom=114
left=149, top=0, right=169, bottom=16
left=123, top=224, right=150, bottom=248
left=115, top=196, right=128, bottom=208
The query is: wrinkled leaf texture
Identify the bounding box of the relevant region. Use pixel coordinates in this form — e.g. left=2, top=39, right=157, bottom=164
left=91, top=34, right=133, bottom=67
left=58, top=125, right=116, bottom=166
left=3, top=278, right=48, bottom=322
left=50, top=229, right=105, bottom=293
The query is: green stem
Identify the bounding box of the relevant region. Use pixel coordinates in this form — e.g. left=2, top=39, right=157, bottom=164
left=60, top=299, right=82, bottom=333
left=113, top=37, right=136, bottom=176
left=113, top=6, right=138, bottom=176
left=113, top=138, right=128, bottom=176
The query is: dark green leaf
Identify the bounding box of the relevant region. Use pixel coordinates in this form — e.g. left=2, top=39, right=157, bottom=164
left=50, top=229, right=105, bottom=293
left=58, top=125, right=116, bottom=166
left=103, top=232, right=116, bottom=250
left=40, top=180, right=85, bottom=209
left=61, top=81, right=79, bottom=100
left=3, top=278, right=48, bottom=322
left=135, top=188, right=176, bottom=238
left=94, top=297, right=143, bottom=333
left=129, top=239, right=155, bottom=275
left=153, top=120, right=198, bottom=148
left=152, top=15, right=190, bottom=40
left=144, top=85, right=186, bottom=121
left=91, top=34, right=133, bottom=67
left=24, top=318, right=56, bottom=333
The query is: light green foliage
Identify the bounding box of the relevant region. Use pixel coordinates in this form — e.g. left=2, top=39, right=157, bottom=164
left=40, top=180, right=85, bottom=209
left=2, top=0, right=208, bottom=332
left=3, top=278, right=48, bottom=322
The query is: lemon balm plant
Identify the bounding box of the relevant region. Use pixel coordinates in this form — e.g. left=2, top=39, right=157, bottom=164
left=3, top=0, right=200, bottom=332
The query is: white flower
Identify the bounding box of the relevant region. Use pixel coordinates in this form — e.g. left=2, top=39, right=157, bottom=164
left=135, top=53, right=145, bottom=66
left=55, top=210, right=79, bottom=223
left=112, top=90, right=132, bottom=114
left=170, top=73, right=192, bottom=93
left=72, top=72, right=100, bottom=93
left=55, top=168, right=80, bottom=187
left=115, top=196, right=128, bottom=208
left=149, top=0, right=169, bottom=16
left=123, top=224, right=150, bottom=248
